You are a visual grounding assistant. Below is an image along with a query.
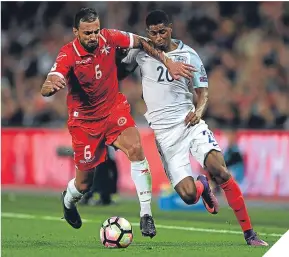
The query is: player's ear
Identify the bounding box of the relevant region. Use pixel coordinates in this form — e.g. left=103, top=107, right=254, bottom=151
left=73, top=27, right=78, bottom=37
left=168, top=23, right=173, bottom=33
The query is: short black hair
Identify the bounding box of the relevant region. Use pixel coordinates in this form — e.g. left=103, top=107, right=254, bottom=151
left=74, top=7, right=99, bottom=29
left=146, top=10, right=170, bottom=28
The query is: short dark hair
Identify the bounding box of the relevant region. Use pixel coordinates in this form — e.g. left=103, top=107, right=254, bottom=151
left=74, top=7, right=99, bottom=29
left=146, top=10, right=170, bottom=28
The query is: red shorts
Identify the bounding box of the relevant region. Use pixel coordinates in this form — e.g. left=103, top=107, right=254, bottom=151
left=68, top=94, right=135, bottom=171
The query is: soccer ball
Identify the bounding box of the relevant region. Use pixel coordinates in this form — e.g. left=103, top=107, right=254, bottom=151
left=100, top=216, right=133, bottom=248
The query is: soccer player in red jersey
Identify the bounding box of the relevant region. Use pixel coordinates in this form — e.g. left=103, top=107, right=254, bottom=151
left=40, top=7, right=195, bottom=237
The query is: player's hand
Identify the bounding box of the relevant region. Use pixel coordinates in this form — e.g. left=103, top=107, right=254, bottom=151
left=45, top=75, right=66, bottom=91
left=41, top=75, right=66, bottom=96
left=166, top=59, right=197, bottom=80
left=185, top=110, right=202, bottom=127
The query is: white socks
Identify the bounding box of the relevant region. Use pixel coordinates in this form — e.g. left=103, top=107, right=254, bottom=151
left=131, top=158, right=152, bottom=217
left=64, top=178, right=83, bottom=209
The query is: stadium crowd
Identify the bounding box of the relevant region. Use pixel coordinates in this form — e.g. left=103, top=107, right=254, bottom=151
left=2, top=2, right=289, bottom=129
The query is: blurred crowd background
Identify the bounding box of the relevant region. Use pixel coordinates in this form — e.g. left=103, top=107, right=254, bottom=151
left=2, top=1, right=289, bottom=129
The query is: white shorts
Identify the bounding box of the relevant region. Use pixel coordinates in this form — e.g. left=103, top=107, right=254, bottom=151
left=154, top=120, right=222, bottom=187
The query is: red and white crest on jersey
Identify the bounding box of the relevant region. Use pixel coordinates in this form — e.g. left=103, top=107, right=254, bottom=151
left=117, top=117, right=127, bottom=126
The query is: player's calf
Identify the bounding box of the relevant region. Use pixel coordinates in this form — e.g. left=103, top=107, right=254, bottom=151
left=62, top=169, right=94, bottom=229
left=113, top=127, right=155, bottom=236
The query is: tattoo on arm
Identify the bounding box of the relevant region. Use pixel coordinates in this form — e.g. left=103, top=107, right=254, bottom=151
left=133, top=35, right=169, bottom=66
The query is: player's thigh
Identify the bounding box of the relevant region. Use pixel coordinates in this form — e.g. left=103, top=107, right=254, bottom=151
left=68, top=125, right=107, bottom=174
left=157, top=139, right=192, bottom=188
left=105, top=100, right=142, bottom=158
left=189, top=124, right=222, bottom=168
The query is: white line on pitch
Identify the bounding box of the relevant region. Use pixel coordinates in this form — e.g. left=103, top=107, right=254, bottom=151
left=1, top=212, right=283, bottom=238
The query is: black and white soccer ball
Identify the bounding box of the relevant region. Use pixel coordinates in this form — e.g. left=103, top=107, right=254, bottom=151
left=100, top=216, right=133, bottom=248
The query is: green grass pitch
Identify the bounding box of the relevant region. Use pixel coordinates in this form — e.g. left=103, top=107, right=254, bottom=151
left=1, top=193, right=287, bottom=257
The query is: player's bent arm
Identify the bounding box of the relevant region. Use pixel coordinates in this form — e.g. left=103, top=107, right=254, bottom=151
left=194, top=87, right=209, bottom=118
left=41, top=48, right=72, bottom=97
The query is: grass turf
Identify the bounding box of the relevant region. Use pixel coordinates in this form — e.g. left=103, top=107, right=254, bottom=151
left=1, top=193, right=287, bottom=257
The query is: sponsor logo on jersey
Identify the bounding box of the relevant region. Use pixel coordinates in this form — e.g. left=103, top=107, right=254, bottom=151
left=117, top=117, right=127, bottom=126
left=174, top=56, right=188, bottom=63
left=76, top=57, right=92, bottom=65
left=79, top=156, right=95, bottom=164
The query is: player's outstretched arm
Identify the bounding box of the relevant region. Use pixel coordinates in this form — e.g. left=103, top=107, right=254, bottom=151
left=185, top=87, right=208, bottom=127
left=41, top=75, right=66, bottom=97
left=132, top=35, right=196, bottom=80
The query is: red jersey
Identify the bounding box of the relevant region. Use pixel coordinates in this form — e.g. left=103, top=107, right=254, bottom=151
left=48, top=29, right=133, bottom=122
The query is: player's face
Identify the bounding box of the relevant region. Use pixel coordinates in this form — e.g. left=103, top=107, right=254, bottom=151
left=147, top=23, right=172, bottom=51
left=74, top=19, right=100, bottom=52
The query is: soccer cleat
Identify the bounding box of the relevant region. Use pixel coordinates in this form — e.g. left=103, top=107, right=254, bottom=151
left=197, top=175, right=219, bottom=214
left=61, top=191, right=82, bottom=229
left=140, top=214, right=157, bottom=238
left=245, top=230, right=269, bottom=246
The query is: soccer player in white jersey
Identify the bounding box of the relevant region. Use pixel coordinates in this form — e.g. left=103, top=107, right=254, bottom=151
left=122, top=10, right=268, bottom=246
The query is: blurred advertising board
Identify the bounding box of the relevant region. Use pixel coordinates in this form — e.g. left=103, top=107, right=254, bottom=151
left=1, top=128, right=289, bottom=198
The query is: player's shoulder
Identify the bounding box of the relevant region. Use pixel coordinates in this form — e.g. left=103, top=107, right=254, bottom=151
left=60, top=41, right=73, bottom=52
left=100, top=28, right=128, bottom=40
left=181, top=44, right=203, bottom=64
left=100, top=28, right=111, bottom=38
left=181, top=44, right=199, bottom=57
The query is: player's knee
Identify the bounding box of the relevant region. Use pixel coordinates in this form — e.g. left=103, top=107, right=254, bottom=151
left=127, top=143, right=144, bottom=161
left=179, top=189, right=197, bottom=205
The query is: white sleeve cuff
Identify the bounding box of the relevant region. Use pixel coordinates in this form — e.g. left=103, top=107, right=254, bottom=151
left=129, top=33, right=134, bottom=49
left=48, top=72, right=65, bottom=79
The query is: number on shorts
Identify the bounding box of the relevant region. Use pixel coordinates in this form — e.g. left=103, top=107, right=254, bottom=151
left=84, top=145, right=92, bottom=160
left=203, top=130, right=218, bottom=145
left=95, top=64, right=102, bottom=79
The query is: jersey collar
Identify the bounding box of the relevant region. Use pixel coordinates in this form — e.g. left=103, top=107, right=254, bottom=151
left=172, top=39, right=184, bottom=50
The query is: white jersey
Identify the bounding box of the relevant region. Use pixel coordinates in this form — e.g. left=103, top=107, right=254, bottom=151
left=122, top=40, right=208, bottom=130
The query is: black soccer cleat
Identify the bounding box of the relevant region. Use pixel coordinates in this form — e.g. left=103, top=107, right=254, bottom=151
left=61, top=191, right=82, bottom=229
left=140, top=214, right=156, bottom=238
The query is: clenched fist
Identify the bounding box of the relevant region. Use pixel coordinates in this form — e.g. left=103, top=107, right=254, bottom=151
left=41, top=75, right=66, bottom=97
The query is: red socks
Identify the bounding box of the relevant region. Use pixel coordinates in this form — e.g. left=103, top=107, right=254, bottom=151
left=220, top=177, right=252, bottom=232
left=194, top=180, right=204, bottom=204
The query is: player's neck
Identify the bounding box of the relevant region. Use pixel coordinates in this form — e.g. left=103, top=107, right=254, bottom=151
left=165, top=41, right=178, bottom=53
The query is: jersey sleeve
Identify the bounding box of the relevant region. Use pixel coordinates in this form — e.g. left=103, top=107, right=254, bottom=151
left=107, top=29, right=134, bottom=49
left=189, top=51, right=208, bottom=89
left=48, top=47, right=73, bottom=79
